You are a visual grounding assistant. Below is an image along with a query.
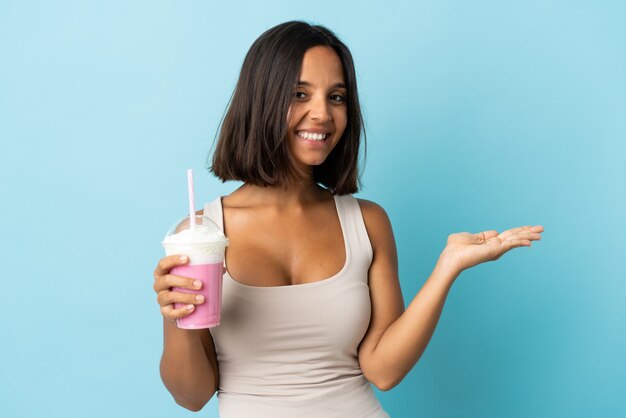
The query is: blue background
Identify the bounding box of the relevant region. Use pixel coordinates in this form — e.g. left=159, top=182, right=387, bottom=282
left=1, top=1, right=625, bottom=417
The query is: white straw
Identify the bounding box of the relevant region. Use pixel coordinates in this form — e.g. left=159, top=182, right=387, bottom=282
left=187, top=169, right=196, bottom=231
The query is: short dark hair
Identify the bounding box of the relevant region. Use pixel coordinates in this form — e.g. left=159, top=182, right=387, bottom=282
left=209, top=21, right=365, bottom=195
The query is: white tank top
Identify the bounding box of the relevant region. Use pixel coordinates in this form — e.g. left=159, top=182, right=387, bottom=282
left=204, top=194, right=390, bottom=418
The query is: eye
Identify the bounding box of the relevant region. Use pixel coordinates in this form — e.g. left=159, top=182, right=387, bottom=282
left=293, top=91, right=307, bottom=99
left=330, top=94, right=345, bottom=103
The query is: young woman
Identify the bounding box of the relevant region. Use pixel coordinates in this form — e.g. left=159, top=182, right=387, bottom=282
left=152, top=21, right=544, bottom=417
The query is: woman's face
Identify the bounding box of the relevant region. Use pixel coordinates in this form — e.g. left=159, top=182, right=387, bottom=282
left=286, top=46, right=348, bottom=171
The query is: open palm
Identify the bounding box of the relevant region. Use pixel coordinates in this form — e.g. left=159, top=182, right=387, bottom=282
left=442, top=225, right=544, bottom=273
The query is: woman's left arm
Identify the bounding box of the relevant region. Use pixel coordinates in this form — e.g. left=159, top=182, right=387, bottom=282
left=356, top=199, right=543, bottom=391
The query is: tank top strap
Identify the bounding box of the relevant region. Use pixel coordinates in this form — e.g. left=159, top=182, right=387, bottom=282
left=203, top=197, right=224, bottom=233
left=334, top=195, right=373, bottom=268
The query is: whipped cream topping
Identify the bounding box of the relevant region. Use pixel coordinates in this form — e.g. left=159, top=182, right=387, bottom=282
left=162, top=225, right=227, bottom=245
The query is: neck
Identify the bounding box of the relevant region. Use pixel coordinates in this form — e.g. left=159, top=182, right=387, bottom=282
left=235, top=179, right=331, bottom=208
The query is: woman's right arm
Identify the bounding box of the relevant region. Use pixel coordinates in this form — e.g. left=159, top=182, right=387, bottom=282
left=153, top=255, right=219, bottom=411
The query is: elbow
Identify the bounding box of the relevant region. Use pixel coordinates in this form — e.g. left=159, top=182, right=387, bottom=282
left=160, top=367, right=217, bottom=412
left=364, top=371, right=401, bottom=392
left=375, top=382, right=393, bottom=392
left=179, top=402, right=205, bottom=413
left=372, top=378, right=399, bottom=392
left=178, top=401, right=203, bottom=412
left=360, top=351, right=406, bottom=392
left=166, top=382, right=215, bottom=412
left=174, top=393, right=213, bottom=412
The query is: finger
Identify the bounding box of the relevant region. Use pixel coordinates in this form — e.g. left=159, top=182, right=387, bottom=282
left=512, top=226, right=544, bottom=235
left=506, top=231, right=542, bottom=242
left=481, top=230, right=499, bottom=241
left=154, top=274, right=202, bottom=293
left=498, top=226, right=533, bottom=240
left=492, top=240, right=531, bottom=261
left=153, top=255, right=189, bottom=278
left=469, top=230, right=498, bottom=244
left=503, top=238, right=532, bottom=249
left=157, top=289, right=205, bottom=307
left=161, top=303, right=196, bottom=320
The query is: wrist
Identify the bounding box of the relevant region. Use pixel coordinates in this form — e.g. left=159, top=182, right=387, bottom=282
left=435, top=248, right=464, bottom=280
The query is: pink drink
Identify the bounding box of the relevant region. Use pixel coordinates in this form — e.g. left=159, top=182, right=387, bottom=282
left=172, top=263, right=223, bottom=329
left=162, top=215, right=228, bottom=329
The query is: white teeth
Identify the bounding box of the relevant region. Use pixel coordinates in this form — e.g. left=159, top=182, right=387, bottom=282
left=298, top=131, right=328, bottom=141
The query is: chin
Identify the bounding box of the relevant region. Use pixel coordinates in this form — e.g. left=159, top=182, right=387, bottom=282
left=304, top=155, right=330, bottom=166
left=291, top=158, right=327, bottom=172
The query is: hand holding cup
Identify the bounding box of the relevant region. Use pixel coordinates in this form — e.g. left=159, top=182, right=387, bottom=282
left=153, top=255, right=205, bottom=321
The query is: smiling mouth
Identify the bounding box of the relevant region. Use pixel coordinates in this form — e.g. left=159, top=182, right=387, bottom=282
left=297, top=131, right=329, bottom=141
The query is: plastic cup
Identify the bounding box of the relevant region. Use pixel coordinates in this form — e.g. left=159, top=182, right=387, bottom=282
left=162, top=215, right=228, bottom=329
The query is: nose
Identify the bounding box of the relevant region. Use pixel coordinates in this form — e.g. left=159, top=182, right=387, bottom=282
left=308, top=95, right=332, bottom=122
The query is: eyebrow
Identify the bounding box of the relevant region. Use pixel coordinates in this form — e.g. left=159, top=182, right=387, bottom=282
left=297, top=80, right=347, bottom=89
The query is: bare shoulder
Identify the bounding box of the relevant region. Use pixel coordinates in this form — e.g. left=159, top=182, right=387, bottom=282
left=356, top=198, right=395, bottom=249
left=357, top=197, right=392, bottom=222
left=357, top=197, right=383, bottom=212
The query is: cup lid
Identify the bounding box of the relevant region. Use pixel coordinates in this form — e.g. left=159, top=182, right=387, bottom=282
left=162, top=215, right=228, bottom=246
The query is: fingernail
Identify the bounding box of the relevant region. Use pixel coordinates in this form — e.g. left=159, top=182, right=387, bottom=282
left=195, top=295, right=205, bottom=303
left=186, top=304, right=194, bottom=311
left=193, top=280, right=202, bottom=289
left=179, top=255, right=188, bottom=262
